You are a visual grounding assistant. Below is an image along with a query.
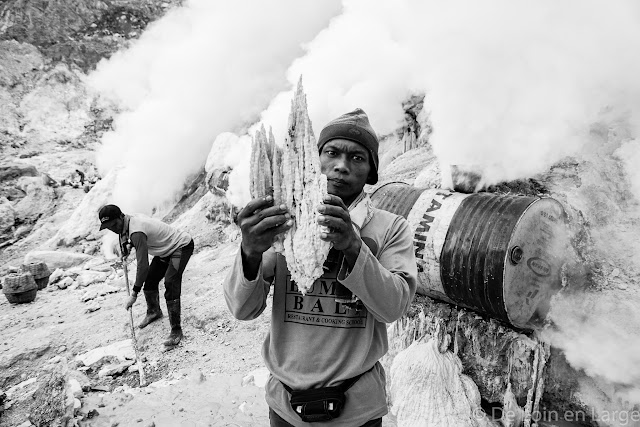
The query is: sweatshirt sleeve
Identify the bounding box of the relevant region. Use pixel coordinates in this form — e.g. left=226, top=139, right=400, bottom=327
left=223, top=246, right=277, bottom=320
left=338, top=216, right=417, bottom=323
left=130, top=232, right=149, bottom=294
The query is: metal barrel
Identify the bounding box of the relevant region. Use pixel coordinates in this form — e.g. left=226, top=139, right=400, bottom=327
left=370, top=182, right=425, bottom=219
left=370, top=182, right=568, bottom=330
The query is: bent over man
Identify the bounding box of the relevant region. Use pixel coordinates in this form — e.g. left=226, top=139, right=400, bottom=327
left=99, top=204, right=194, bottom=349
left=224, top=108, right=417, bottom=426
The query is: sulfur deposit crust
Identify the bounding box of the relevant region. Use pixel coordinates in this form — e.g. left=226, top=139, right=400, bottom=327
left=279, top=80, right=331, bottom=293
left=247, top=79, right=331, bottom=293
left=385, top=294, right=602, bottom=424
left=249, top=124, right=273, bottom=200
left=390, top=336, right=497, bottom=427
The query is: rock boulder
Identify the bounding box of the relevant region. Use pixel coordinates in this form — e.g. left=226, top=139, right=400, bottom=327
left=75, top=339, right=135, bottom=367
left=0, top=40, right=45, bottom=89
left=80, top=283, right=119, bottom=301
left=0, top=88, right=20, bottom=138
left=24, top=250, right=96, bottom=270
left=75, top=270, right=109, bottom=287
left=48, top=268, right=64, bottom=285
left=0, top=197, right=15, bottom=232
left=98, top=360, right=134, bottom=378
left=13, top=176, right=57, bottom=222
left=27, top=360, right=74, bottom=427
left=47, top=168, right=117, bottom=247
left=19, top=64, right=93, bottom=145
left=0, top=162, right=39, bottom=182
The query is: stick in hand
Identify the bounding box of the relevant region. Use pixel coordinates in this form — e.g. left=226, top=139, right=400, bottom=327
left=122, top=254, right=147, bottom=387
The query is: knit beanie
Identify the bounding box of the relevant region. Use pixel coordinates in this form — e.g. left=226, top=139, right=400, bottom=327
left=317, top=108, right=379, bottom=184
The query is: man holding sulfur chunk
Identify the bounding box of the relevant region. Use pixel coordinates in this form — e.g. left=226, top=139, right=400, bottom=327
left=224, top=108, right=417, bottom=426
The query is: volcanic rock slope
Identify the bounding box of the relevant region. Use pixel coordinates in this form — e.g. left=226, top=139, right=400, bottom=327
left=0, top=0, right=183, bottom=257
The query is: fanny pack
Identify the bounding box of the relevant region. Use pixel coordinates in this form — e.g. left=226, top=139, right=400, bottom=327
left=280, top=368, right=370, bottom=422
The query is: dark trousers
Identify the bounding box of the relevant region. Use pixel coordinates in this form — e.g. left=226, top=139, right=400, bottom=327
left=143, top=240, right=194, bottom=300
left=269, top=408, right=382, bottom=427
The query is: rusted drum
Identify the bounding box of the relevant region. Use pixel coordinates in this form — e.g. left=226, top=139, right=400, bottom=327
left=371, top=182, right=568, bottom=330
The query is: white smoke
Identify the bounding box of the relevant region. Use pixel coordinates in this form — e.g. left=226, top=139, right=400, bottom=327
left=254, top=0, right=640, bottom=188
left=205, top=132, right=252, bottom=207
left=543, top=290, right=640, bottom=411
left=616, top=140, right=640, bottom=198
left=89, top=0, right=341, bottom=213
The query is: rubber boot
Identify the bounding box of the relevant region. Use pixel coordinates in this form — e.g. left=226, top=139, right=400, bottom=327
left=163, top=299, right=183, bottom=349
left=138, top=291, right=163, bottom=329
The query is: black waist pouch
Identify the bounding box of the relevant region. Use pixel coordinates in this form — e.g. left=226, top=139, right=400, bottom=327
left=281, top=368, right=370, bottom=422
left=287, top=385, right=346, bottom=422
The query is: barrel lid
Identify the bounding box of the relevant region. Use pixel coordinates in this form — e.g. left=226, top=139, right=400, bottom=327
left=503, top=197, right=568, bottom=329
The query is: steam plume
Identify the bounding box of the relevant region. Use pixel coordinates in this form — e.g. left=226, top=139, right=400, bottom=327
left=256, top=0, right=640, bottom=188
left=89, top=0, right=341, bottom=213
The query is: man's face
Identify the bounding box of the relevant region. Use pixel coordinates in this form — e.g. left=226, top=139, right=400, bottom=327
left=103, top=218, right=124, bottom=234
left=320, top=139, right=371, bottom=206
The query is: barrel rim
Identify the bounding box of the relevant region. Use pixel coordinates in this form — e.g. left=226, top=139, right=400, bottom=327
left=503, top=196, right=567, bottom=328
left=370, top=181, right=426, bottom=193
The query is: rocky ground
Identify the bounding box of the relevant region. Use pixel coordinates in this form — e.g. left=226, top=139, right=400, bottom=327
left=0, top=239, right=280, bottom=426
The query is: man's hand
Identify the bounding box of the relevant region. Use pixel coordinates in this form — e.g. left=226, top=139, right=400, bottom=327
left=317, top=195, right=362, bottom=266
left=121, top=241, right=132, bottom=258
left=237, top=195, right=292, bottom=279
left=238, top=196, right=292, bottom=257
left=124, top=292, right=138, bottom=310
